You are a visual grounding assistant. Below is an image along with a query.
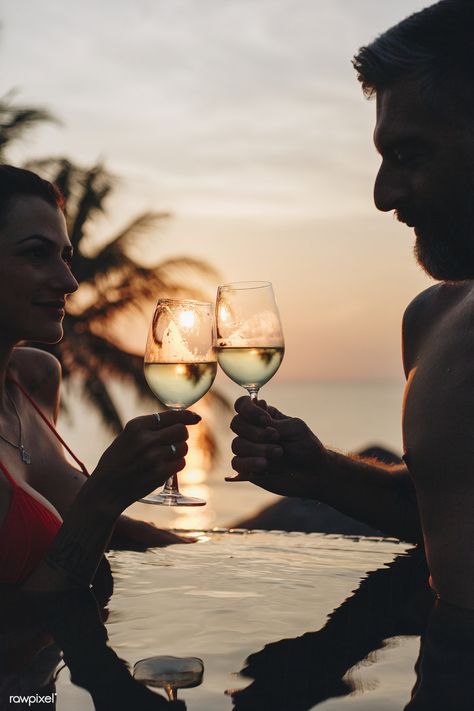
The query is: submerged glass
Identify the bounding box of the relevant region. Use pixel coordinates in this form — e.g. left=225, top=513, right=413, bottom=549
left=133, top=655, right=204, bottom=702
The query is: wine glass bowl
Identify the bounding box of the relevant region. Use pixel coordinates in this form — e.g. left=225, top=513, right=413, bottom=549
left=133, top=655, right=204, bottom=702
left=142, top=299, right=216, bottom=506
left=216, top=281, right=284, bottom=400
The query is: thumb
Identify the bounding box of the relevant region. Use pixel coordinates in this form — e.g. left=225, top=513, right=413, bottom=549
left=270, top=416, right=308, bottom=441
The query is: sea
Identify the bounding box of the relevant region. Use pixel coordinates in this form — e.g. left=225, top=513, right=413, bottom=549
left=58, top=376, right=406, bottom=533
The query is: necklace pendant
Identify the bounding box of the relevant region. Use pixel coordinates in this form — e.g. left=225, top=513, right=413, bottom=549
left=20, top=447, right=32, bottom=465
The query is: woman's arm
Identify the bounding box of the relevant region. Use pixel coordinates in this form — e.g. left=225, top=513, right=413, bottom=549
left=109, top=515, right=195, bottom=549
left=21, top=410, right=200, bottom=592
left=13, top=348, right=196, bottom=550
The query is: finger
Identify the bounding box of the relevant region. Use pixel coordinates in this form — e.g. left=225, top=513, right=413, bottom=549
left=153, top=410, right=201, bottom=428
left=230, top=415, right=280, bottom=444
left=266, top=405, right=287, bottom=420
left=234, top=397, right=289, bottom=427
left=231, top=437, right=283, bottom=459
left=162, top=441, right=188, bottom=461
left=270, top=416, right=308, bottom=441
left=151, top=423, right=191, bottom=445
left=127, top=410, right=201, bottom=432
left=227, top=455, right=268, bottom=480
left=160, top=456, right=186, bottom=476
left=234, top=396, right=273, bottom=425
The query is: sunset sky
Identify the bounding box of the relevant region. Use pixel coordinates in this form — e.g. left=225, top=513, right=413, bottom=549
left=1, top=0, right=433, bottom=381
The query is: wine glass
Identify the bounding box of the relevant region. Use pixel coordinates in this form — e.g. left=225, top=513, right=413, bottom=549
left=215, top=281, right=284, bottom=400
left=142, top=298, right=216, bottom=506
left=133, top=655, right=204, bottom=702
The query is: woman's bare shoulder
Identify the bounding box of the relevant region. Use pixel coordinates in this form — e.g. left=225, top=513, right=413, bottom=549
left=9, top=348, right=61, bottom=421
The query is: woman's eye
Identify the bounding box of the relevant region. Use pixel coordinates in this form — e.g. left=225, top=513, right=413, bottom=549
left=27, top=246, right=49, bottom=259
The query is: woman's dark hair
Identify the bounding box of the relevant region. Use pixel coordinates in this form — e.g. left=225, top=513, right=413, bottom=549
left=0, top=164, right=64, bottom=226
left=352, top=0, right=474, bottom=117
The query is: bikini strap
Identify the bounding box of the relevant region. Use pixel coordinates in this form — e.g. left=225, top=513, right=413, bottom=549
left=8, top=377, right=90, bottom=478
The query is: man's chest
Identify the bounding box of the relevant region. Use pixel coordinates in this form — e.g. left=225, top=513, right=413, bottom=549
left=403, top=300, right=474, bottom=487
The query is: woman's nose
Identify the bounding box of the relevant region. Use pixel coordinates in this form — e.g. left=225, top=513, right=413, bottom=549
left=51, top=260, right=79, bottom=294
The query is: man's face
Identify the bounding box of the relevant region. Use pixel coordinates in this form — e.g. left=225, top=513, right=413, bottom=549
left=373, top=78, right=474, bottom=280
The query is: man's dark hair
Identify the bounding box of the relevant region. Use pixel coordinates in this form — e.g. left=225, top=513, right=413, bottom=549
left=353, top=0, right=474, bottom=115
left=0, top=164, right=64, bottom=226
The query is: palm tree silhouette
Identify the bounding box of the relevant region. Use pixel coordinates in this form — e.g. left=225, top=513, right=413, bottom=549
left=0, top=90, right=57, bottom=161
left=1, top=93, right=225, bottom=448
left=25, top=157, right=220, bottom=433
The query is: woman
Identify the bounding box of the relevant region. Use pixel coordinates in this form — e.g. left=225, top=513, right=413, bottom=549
left=0, top=165, right=199, bottom=591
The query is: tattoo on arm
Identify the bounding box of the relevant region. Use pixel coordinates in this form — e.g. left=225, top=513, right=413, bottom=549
left=45, top=519, right=113, bottom=588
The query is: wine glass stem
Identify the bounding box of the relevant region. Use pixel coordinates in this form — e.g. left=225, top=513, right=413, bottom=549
left=165, top=684, right=178, bottom=702
left=162, top=473, right=180, bottom=495
left=247, top=388, right=259, bottom=401
left=160, top=407, right=184, bottom=497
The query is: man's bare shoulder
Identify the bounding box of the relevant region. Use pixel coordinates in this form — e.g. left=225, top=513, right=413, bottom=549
left=9, top=348, right=61, bottom=420
left=402, top=282, right=473, bottom=375
left=404, top=281, right=472, bottom=324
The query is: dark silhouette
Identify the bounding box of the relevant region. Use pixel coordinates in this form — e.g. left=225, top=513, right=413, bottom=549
left=0, top=563, right=185, bottom=709
left=229, top=0, right=474, bottom=612
left=230, top=546, right=474, bottom=710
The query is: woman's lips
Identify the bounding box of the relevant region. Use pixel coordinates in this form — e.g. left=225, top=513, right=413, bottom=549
left=35, top=302, right=66, bottom=319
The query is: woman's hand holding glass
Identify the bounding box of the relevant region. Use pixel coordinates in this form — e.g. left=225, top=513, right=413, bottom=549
left=91, top=410, right=201, bottom=514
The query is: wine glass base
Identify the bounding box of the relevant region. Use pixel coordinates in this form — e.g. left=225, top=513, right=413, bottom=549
left=139, top=492, right=206, bottom=507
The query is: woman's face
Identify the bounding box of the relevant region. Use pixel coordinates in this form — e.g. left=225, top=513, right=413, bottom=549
left=0, top=195, right=79, bottom=345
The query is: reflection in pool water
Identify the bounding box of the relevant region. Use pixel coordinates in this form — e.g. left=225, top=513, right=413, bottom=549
left=1, top=533, right=473, bottom=710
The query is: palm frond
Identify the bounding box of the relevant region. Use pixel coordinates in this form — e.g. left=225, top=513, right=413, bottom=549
left=69, top=163, right=113, bottom=247
left=69, top=257, right=219, bottom=323
left=25, top=159, right=115, bottom=249
left=25, top=157, right=74, bottom=204
left=95, top=211, right=172, bottom=256
left=0, top=91, right=58, bottom=160
left=22, top=156, right=225, bottom=456
left=81, top=374, right=123, bottom=435
left=0, top=95, right=226, bottom=453
left=76, top=212, right=170, bottom=282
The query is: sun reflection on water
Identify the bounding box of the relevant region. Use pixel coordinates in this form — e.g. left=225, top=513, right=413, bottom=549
left=180, top=467, right=207, bottom=486
left=174, top=483, right=213, bottom=529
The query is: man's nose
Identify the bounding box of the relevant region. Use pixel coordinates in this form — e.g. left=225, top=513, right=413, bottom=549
left=373, top=161, right=408, bottom=213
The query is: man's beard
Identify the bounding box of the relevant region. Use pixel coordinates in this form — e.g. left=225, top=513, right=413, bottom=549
left=407, top=199, right=474, bottom=281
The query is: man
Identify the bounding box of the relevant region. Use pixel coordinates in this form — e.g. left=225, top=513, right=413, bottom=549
left=229, top=0, right=474, bottom=612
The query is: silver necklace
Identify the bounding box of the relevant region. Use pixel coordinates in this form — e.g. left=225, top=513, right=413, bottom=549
left=0, top=387, right=32, bottom=464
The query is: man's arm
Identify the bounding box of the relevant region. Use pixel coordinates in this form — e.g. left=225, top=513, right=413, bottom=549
left=318, top=451, right=421, bottom=543
left=229, top=398, right=422, bottom=544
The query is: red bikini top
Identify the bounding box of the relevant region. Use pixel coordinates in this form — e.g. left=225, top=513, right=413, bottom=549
left=0, top=378, right=89, bottom=584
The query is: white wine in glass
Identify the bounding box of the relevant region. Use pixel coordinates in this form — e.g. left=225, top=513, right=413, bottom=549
left=142, top=298, right=216, bottom=506
left=216, top=281, right=284, bottom=400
